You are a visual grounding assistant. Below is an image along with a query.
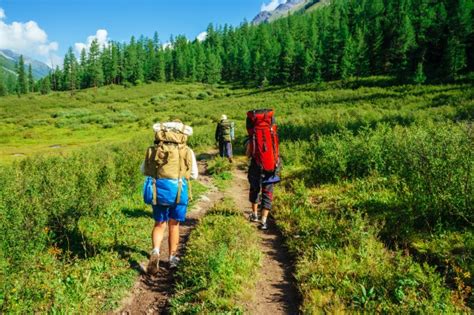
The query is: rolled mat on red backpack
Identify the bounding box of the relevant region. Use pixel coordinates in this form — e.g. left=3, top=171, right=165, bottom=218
left=246, top=109, right=280, bottom=172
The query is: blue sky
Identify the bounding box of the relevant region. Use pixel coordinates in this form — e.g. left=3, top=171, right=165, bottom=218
left=0, top=0, right=279, bottom=66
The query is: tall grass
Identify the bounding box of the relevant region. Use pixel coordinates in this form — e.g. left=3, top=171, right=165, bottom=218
left=0, top=139, right=148, bottom=312
left=170, top=199, right=261, bottom=313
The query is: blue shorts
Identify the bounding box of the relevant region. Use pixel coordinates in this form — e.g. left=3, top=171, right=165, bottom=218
left=152, top=203, right=187, bottom=223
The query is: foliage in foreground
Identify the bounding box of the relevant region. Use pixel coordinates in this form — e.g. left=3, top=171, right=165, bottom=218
left=0, top=139, right=149, bottom=312
left=274, top=181, right=468, bottom=313
left=273, top=99, right=472, bottom=310
left=170, top=199, right=261, bottom=314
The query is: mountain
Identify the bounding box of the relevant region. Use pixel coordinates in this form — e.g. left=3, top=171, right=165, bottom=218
left=252, top=0, right=329, bottom=24
left=0, top=49, right=51, bottom=79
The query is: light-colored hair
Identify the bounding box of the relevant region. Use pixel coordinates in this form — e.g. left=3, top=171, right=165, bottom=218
left=221, top=114, right=227, bottom=120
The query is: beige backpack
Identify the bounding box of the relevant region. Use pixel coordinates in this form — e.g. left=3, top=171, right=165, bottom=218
left=144, top=125, right=193, bottom=205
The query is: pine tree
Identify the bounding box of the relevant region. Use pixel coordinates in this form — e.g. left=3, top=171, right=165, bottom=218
left=278, top=31, right=295, bottom=84
left=205, top=50, right=222, bottom=84
left=0, top=71, right=7, bottom=96
left=194, top=43, right=206, bottom=82
left=65, top=47, right=79, bottom=91
left=28, top=64, right=34, bottom=92
left=341, top=35, right=357, bottom=80
left=391, top=13, right=416, bottom=80
left=354, top=26, right=370, bottom=77
left=445, top=36, right=466, bottom=80
left=88, top=39, right=104, bottom=87
left=124, top=36, right=143, bottom=84
left=77, top=48, right=87, bottom=88
left=17, top=56, right=28, bottom=94
left=152, top=49, right=166, bottom=82
left=238, top=40, right=251, bottom=83
left=367, top=0, right=385, bottom=74
left=40, top=75, right=51, bottom=94
left=413, top=62, right=426, bottom=84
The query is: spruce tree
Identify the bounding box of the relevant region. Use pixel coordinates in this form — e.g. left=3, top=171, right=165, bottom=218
left=238, top=41, right=251, bottom=83
left=413, top=62, right=426, bottom=84
left=79, top=48, right=88, bottom=88
left=278, top=31, right=295, bottom=84
left=445, top=36, right=466, bottom=80
left=194, top=43, right=206, bottom=82
left=40, top=75, right=51, bottom=94
left=354, top=26, right=370, bottom=77
left=17, top=56, right=28, bottom=94
left=88, top=39, right=104, bottom=87
left=28, top=64, right=34, bottom=92
left=341, top=35, right=357, bottom=80
left=205, top=50, right=222, bottom=84
left=152, top=49, right=166, bottom=82
left=0, top=71, right=7, bottom=96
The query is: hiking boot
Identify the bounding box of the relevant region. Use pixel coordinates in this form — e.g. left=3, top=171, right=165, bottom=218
left=169, top=256, right=180, bottom=269
left=249, top=213, right=259, bottom=222
left=147, top=251, right=160, bottom=275
left=259, top=222, right=269, bottom=230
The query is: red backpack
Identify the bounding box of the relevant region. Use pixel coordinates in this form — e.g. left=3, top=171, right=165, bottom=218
left=246, top=109, right=280, bottom=172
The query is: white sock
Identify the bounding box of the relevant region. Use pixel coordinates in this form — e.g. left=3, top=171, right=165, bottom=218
left=151, top=248, right=160, bottom=255
left=261, top=217, right=267, bottom=224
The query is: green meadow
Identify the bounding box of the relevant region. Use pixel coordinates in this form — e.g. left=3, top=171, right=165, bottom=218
left=0, top=77, right=473, bottom=312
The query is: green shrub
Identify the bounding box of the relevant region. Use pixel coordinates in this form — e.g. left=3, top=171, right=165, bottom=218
left=0, top=139, right=146, bottom=312
left=309, top=122, right=473, bottom=231
left=273, top=182, right=467, bottom=313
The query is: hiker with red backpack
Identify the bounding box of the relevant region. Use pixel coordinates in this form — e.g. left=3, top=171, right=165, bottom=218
left=246, top=109, right=280, bottom=230
left=215, top=114, right=235, bottom=163
left=141, top=121, right=198, bottom=274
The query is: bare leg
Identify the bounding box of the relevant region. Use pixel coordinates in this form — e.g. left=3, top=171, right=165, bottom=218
left=252, top=203, right=258, bottom=217
left=168, top=219, right=180, bottom=257
left=152, top=221, right=167, bottom=250
left=148, top=221, right=167, bottom=274
left=261, top=208, right=270, bottom=223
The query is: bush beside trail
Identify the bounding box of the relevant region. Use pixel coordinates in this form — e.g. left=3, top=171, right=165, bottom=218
left=0, top=139, right=148, bottom=312
left=276, top=119, right=473, bottom=311
left=273, top=181, right=469, bottom=313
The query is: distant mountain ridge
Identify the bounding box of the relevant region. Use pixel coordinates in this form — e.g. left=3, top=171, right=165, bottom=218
left=0, top=49, right=51, bottom=79
left=252, top=0, right=327, bottom=24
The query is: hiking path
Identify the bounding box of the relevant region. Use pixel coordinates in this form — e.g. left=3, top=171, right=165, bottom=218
left=117, top=155, right=299, bottom=314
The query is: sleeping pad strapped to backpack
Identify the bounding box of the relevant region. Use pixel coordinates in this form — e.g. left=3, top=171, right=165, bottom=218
left=143, top=123, right=192, bottom=206
left=246, top=109, right=280, bottom=172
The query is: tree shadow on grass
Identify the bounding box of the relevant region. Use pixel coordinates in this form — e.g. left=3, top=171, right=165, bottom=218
left=122, top=207, right=151, bottom=219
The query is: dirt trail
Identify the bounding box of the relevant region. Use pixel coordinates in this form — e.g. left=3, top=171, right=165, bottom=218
left=117, top=156, right=298, bottom=314
left=228, top=162, right=299, bottom=315
left=117, top=160, right=223, bottom=315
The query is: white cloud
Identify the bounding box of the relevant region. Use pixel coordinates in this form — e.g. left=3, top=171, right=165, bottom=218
left=162, top=42, right=172, bottom=49
left=74, top=29, right=109, bottom=54
left=196, top=31, right=207, bottom=42
left=261, top=0, right=287, bottom=12
left=0, top=7, right=58, bottom=65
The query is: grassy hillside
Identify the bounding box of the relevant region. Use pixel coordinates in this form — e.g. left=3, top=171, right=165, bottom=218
left=1, top=77, right=473, bottom=312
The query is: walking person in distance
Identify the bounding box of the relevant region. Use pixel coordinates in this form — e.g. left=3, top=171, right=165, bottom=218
left=215, top=114, right=235, bottom=163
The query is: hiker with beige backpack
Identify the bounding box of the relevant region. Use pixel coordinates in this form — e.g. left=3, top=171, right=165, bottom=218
left=141, top=121, right=198, bottom=274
